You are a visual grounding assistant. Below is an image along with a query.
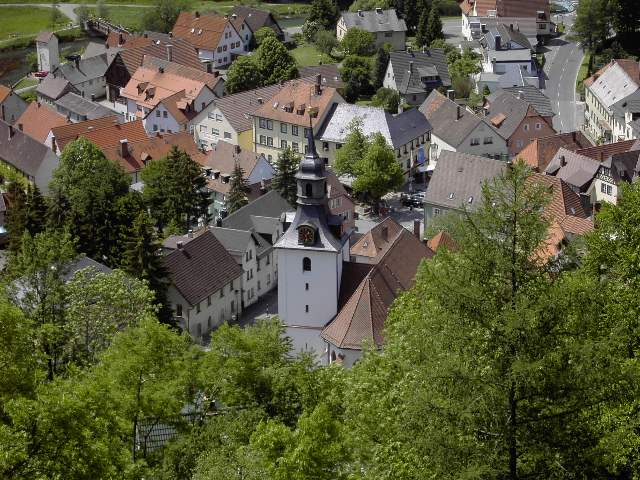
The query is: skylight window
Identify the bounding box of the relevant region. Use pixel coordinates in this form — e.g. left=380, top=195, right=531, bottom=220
left=448, top=192, right=454, bottom=199
left=468, top=196, right=473, bottom=204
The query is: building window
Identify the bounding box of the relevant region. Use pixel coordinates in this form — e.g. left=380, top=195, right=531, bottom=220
left=231, top=300, right=235, bottom=312
left=224, top=132, right=232, bottom=139
left=483, top=137, right=493, bottom=144
left=259, top=135, right=266, bottom=145
left=281, top=123, right=287, bottom=134
left=266, top=254, right=270, bottom=265
left=434, top=208, right=441, bottom=216
left=196, top=302, right=201, bottom=313
left=535, top=123, right=542, bottom=130
left=267, top=137, right=273, bottom=146
left=220, top=285, right=224, bottom=298
left=246, top=270, right=250, bottom=280
left=305, top=305, right=309, bottom=313
left=175, top=303, right=182, bottom=316
left=305, top=183, right=312, bottom=197
left=305, top=282, right=309, bottom=290
left=523, top=123, right=530, bottom=131
left=153, top=124, right=158, bottom=132
left=601, top=183, right=613, bottom=195
left=470, top=138, right=480, bottom=146
left=163, top=111, right=168, bottom=118
left=267, top=273, right=271, bottom=285
left=216, top=114, right=222, bottom=121
left=266, top=120, right=273, bottom=130
left=156, top=110, right=160, bottom=117
left=208, top=112, right=216, bottom=119
left=258, top=280, right=261, bottom=291
left=207, top=295, right=211, bottom=306
left=259, top=118, right=266, bottom=128
left=303, top=257, right=311, bottom=271
left=281, top=140, right=288, bottom=149
left=303, top=127, right=310, bottom=138
left=292, top=125, right=299, bottom=136
left=292, top=142, right=299, bottom=152
left=200, top=125, right=207, bottom=133
left=212, top=128, right=219, bottom=135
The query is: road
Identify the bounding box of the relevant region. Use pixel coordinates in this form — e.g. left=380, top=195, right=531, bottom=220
left=541, top=12, right=585, bottom=133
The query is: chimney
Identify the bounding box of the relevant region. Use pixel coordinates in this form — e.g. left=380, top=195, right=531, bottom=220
left=481, top=23, right=487, bottom=33
left=119, top=139, right=129, bottom=158
left=447, top=89, right=455, bottom=100
left=494, top=34, right=501, bottom=50
left=407, top=45, right=412, bottom=54
left=357, top=9, right=363, bottom=16
left=315, top=73, right=322, bottom=95
left=177, top=241, right=183, bottom=250
left=413, top=220, right=421, bottom=239
left=231, top=13, right=237, bottom=19
left=159, top=66, right=164, bottom=74
left=456, top=105, right=462, bottom=120
left=195, top=11, right=200, bottom=18
left=166, top=44, right=173, bottom=62
left=18, top=123, right=23, bottom=131
left=187, top=229, right=193, bottom=238
left=91, top=93, right=95, bottom=102
left=409, top=61, right=413, bottom=72
left=375, top=7, right=382, bottom=14
left=517, top=90, right=524, bottom=100
left=560, top=155, right=566, bottom=167
left=213, top=70, right=219, bottom=78
left=118, top=32, right=123, bottom=45
left=169, top=31, right=173, bottom=38
left=257, top=97, right=263, bottom=104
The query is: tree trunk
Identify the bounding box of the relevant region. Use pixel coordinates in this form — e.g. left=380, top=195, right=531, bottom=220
left=509, top=382, right=518, bottom=480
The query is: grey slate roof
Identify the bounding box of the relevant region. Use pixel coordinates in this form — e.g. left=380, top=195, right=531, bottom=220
left=222, top=190, right=291, bottom=232
left=163, top=230, right=243, bottom=306
left=318, top=103, right=431, bottom=149
left=55, top=92, right=114, bottom=120
left=61, top=256, right=113, bottom=282
left=53, top=54, right=109, bottom=86
left=36, top=76, right=77, bottom=101
left=214, top=84, right=284, bottom=133
left=419, top=90, right=500, bottom=146
left=389, top=49, right=451, bottom=94
left=341, top=8, right=407, bottom=33
left=485, top=88, right=550, bottom=139
left=299, top=64, right=344, bottom=89
left=602, top=150, right=640, bottom=184
left=0, top=120, right=52, bottom=177
left=497, top=85, right=553, bottom=117
left=424, top=150, right=507, bottom=210
left=545, top=147, right=600, bottom=190
left=589, top=60, right=640, bottom=108
left=485, top=24, right=532, bottom=50
left=208, top=227, right=254, bottom=257
left=83, top=41, right=121, bottom=64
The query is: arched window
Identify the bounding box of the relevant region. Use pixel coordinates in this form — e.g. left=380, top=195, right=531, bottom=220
left=305, top=183, right=313, bottom=197
left=302, top=257, right=311, bottom=271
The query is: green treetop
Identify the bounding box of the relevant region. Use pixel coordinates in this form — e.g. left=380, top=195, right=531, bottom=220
left=227, top=162, right=250, bottom=214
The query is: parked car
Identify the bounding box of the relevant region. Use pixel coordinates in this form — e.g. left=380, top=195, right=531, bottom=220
left=401, top=192, right=425, bottom=208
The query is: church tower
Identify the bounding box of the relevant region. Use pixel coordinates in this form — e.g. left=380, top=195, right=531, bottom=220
left=275, top=127, right=346, bottom=362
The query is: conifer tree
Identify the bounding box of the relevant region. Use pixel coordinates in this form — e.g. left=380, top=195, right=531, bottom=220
left=227, top=163, right=250, bottom=214
left=5, top=182, right=27, bottom=253
left=415, top=8, right=429, bottom=47
left=24, top=184, right=47, bottom=236
left=425, top=1, right=444, bottom=46
left=272, top=148, right=300, bottom=207
left=372, top=46, right=390, bottom=90
left=120, top=210, right=172, bottom=324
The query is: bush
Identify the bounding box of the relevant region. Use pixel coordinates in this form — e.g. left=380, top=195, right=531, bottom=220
left=314, top=29, right=338, bottom=56
left=452, top=76, right=474, bottom=99
left=254, top=27, right=277, bottom=47
left=371, top=87, right=400, bottom=113
left=340, top=27, right=375, bottom=56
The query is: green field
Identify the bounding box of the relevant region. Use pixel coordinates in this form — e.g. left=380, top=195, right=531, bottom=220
left=0, top=6, right=70, bottom=42
left=291, top=43, right=334, bottom=68
left=84, top=6, right=151, bottom=31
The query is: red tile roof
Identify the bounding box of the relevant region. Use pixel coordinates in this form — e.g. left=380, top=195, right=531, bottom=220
left=576, top=139, right=638, bottom=161
left=322, top=229, right=433, bottom=350
left=16, top=102, right=71, bottom=143
left=172, top=12, right=235, bottom=51
left=350, top=216, right=404, bottom=259
left=99, top=131, right=205, bottom=173
left=50, top=115, right=122, bottom=152
left=80, top=119, right=148, bottom=150
left=0, top=84, right=11, bottom=103
left=518, top=131, right=591, bottom=171
left=427, top=231, right=457, bottom=252
left=198, top=141, right=263, bottom=194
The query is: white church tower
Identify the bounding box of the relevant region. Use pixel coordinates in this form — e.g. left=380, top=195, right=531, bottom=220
left=275, top=127, right=348, bottom=363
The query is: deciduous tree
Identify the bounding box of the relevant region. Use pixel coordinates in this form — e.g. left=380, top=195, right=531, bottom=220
left=340, top=27, right=375, bottom=56
left=255, top=36, right=298, bottom=86
left=225, top=56, right=263, bottom=94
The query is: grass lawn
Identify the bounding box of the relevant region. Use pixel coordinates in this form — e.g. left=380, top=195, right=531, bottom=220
left=0, top=7, right=69, bottom=42
left=576, top=52, right=590, bottom=99
left=84, top=6, right=151, bottom=31
left=291, top=43, right=334, bottom=68
left=13, top=76, right=37, bottom=89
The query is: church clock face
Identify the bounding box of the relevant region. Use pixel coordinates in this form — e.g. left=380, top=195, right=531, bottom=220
left=298, top=226, right=315, bottom=246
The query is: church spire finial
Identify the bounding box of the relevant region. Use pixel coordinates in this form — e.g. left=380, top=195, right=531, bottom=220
left=305, top=112, right=317, bottom=156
